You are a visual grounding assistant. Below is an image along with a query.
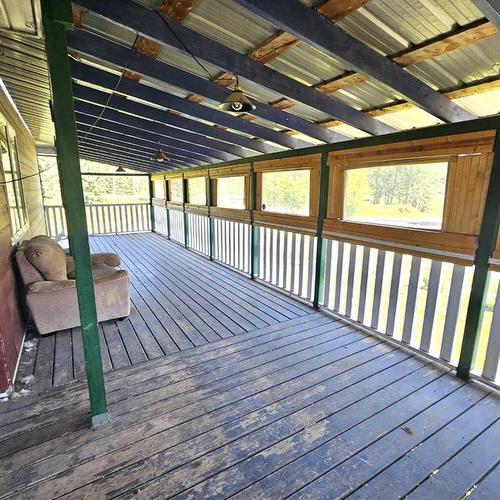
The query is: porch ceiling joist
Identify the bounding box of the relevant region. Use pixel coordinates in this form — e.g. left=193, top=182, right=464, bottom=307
left=233, top=0, right=477, bottom=124
left=73, top=0, right=395, bottom=136
left=72, top=82, right=276, bottom=155
left=76, top=121, right=220, bottom=164
left=75, top=117, right=227, bottom=162
left=76, top=129, right=206, bottom=165
left=70, top=60, right=304, bottom=150
left=473, top=0, right=500, bottom=28
left=74, top=100, right=242, bottom=160
left=76, top=132, right=205, bottom=166
left=66, top=29, right=346, bottom=143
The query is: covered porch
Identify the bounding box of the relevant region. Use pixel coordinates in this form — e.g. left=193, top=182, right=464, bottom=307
left=0, top=0, right=499, bottom=497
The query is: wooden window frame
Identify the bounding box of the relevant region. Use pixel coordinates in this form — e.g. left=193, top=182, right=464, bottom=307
left=324, top=132, right=496, bottom=264
left=209, top=164, right=251, bottom=222
left=253, top=154, right=321, bottom=235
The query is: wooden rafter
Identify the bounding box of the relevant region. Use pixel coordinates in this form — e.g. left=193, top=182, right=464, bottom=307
left=249, top=31, right=300, bottom=63
left=270, top=98, right=295, bottom=110
left=315, top=77, right=500, bottom=129
left=313, top=20, right=499, bottom=94
left=158, top=0, right=200, bottom=23
left=248, top=0, right=368, bottom=65
left=316, top=0, right=371, bottom=21
left=135, top=36, right=162, bottom=59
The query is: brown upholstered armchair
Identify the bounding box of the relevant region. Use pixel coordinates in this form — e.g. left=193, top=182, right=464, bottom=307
left=16, top=235, right=130, bottom=335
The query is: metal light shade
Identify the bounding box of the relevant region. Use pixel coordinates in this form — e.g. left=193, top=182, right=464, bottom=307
left=115, top=165, right=126, bottom=173
left=219, top=84, right=256, bottom=113
left=153, top=149, right=168, bottom=162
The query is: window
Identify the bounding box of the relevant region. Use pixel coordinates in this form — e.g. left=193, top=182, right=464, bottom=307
left=217, top=176, right=245, bottom=209
left=82, top=174, right=149, bottom=204
left=261, top=169, right=310, bottom=216
left=187, top=177, right=206, bottom=205
left=169, top=178, right=183, bottom=203
left=153, top=179, right=165, bottom=199
left=1, top=125, right=27, bottom=238
left=343, top=161, right=448, bottom=230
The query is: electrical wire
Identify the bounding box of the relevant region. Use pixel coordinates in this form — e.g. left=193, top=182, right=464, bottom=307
left=78, top=34, right=140, bottom=143
left=0, top=164, right=55, bottom=185
left=155, top=11, right=216, bottom=81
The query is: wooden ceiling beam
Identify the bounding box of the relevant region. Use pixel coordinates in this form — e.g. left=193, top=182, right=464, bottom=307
left=158, top=0, right=200, bottom=23
left=315, top=76, right=500, bottom=130
left=314, top=19, right=499, bottom=94
left=249, top=31, right=300, bottom=63
left=247, top=0, right=365, bottom=64
left=316, top=0, right=371, bottom=21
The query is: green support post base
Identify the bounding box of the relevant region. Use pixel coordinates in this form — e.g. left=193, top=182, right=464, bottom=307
left=91, top=410, right=112, bottom=428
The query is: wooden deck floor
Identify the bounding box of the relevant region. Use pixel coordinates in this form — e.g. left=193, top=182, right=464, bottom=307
left=1, top=304, right=499, bottom=498
left=16, top=232, right=310, bottom=393
left=3, top=232, right=499, bottom=498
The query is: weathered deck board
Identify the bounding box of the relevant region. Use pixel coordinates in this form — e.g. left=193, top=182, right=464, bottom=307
left=16, top=233, right=309, bottom=393
left=3, top=232, right=497, bottom=499
left=0, top=310, right=497, bottom=499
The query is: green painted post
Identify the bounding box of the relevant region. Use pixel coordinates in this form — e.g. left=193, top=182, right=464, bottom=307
left=207, top=177, right=215, bottom=260
left=250, top=163, right=260, bottom=279
left=165, top=177, right=171, bottom=239
left=183, top=174, right=189, bottom=248
left=41, top=0, right=109, bottom=425
left=457, top=129, right=500, bottom=380
left=313, top=151, right=330, bottom=309
left=148, top=175, right=155, bottom=232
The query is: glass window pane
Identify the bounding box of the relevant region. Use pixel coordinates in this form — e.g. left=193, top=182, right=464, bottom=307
left=188, top=177, right=206, bottom=205
left=343, top=161, right=448, bottom=230
left=153, top=179, right=165, bottom=199
left=169, top=178, right=183, bottom=203
left=82, top=175, right=149, bottom=204
left=261, top=169, right=310, bottom=216
left=217, top=176, right=245, bottom=209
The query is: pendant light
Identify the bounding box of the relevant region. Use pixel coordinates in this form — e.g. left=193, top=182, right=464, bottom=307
left=115, top=165, right=126, bottom=173
left=218, top=76, right=256, bottom=114
left=153, top=141, right=168, bottom=162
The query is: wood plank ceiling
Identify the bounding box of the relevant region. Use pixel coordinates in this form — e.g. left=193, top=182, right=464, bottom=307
left=66, top=0, right=500, bottom=172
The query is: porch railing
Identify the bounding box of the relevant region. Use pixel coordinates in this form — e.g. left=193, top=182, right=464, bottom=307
left=44, top=203, right=151, bottom=237
left=152, top=202, right=500, bottom=388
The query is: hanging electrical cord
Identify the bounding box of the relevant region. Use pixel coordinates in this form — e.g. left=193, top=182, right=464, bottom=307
left=155, top=10, right=215, bottom=81
left=0, top=163, right=56, bottom=185
left=76, top=33, right=140, bottom=143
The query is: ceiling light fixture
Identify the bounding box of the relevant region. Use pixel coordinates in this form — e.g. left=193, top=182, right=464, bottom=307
left=218, top=76, right=256, bottom=114
left=116, top=165, right=126, bottom=173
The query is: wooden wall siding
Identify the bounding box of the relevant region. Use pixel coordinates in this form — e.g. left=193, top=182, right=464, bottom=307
left=0, top=84, right=45, bottom=393
left=325, top=132, right=495, bottom=263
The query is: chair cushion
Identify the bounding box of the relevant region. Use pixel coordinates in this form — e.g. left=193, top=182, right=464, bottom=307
left=24, top=240, right=67, bottom=281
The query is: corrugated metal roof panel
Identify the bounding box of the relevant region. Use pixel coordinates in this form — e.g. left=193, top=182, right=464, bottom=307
left=267, top=43, right=346, bottom=86
left=0, top=31, right=53, bottom=145
left=183, top=0, right=276, bottom=54
left=333, top=80, right=402, bottom=109
left=82, top=10, right=137, bottom=47
left=0, top=0, right=40, bottom=36
left=407, top=37, right=500, bottom=89
left=338, top=0, right=483, bottom=54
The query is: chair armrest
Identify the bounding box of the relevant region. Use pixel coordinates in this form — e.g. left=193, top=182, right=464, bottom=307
left=91, top=253, right=121, bottom=267
left=66, top=255, right=75, bottom=276
left=27, top=280, right=76, bottom=294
